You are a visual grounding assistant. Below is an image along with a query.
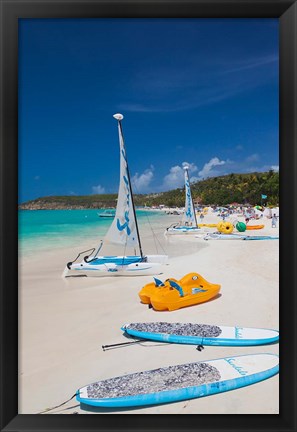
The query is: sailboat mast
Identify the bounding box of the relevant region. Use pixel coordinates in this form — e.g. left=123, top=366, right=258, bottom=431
left=116, top=116, right=144, bottom=258
left=185, top=167, right=198, bottom=227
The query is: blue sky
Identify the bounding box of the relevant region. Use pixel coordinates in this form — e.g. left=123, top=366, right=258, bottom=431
left=19, top=18, right=279, bottom=202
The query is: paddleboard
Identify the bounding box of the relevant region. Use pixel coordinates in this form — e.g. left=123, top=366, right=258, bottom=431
left=76, top=353, right=279, bottom=408
left=243, top=236, right=279, bottom=240
left=202, top=233, right=247, bottom=240
left=121, top=322, right=279, bottom=346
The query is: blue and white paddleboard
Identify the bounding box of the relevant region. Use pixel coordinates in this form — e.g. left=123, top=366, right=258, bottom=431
left=76, top=353, right=279, bottom=408
left=121, top=322, right=279, bottom=346
left=243, top=235, right=279, bottom=240
left=202, top=233, right=247, bottom=240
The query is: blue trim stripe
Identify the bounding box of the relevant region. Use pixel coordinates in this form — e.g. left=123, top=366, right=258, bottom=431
left=121, top=328, right=279, bottom=346
left=172, top=226, right=200, bottom=231
left=126, top=267, right=153, bottom=271
left=89, top=256, right=142, bottom=266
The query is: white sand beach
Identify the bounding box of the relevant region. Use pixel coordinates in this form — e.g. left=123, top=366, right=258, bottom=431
left=19, top=212, right=279, bottom=414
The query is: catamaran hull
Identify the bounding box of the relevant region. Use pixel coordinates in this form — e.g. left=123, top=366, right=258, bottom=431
left=165, top=227, right=201, bottom=235
left=62, top=255, right=168, bottom=278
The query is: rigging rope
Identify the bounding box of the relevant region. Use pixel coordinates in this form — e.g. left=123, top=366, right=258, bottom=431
left=131, top=180, right=167, bottom=256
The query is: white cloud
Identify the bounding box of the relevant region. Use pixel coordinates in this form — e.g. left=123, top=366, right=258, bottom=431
left=118, top=52, right=278, bottom=114
left=198, top=157, right=226, bottom=179
left=246, top=153, right=260, bottom=163
left=224, top=54, right=278, bottom=74
left=242, top=164, right=278, bottom=174
left=162, top=162, right=198, bottom=190
left=235, top=145, right=243, bottom=151
left=92, top=184, right=106, bottom=194
left=132, top=166, right=154, bottom=193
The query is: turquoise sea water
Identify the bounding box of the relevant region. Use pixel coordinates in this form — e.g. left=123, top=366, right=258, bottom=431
left=18, top=209, right=164, bottom=255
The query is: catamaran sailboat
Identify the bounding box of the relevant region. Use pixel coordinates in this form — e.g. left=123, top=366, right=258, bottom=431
left=165, top=166, right=200, bottom=235
left=62, top=114, right=168, bottom=277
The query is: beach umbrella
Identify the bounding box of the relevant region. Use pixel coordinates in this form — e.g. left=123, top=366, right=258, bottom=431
left=263, top=208, right=272, bottom=218
left=254, top=208, right=263, bottom=217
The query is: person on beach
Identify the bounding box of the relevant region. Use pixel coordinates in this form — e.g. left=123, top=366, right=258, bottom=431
left=245, top=217, right=250, bottom=225
left=272, top=213, right=277, bottom=228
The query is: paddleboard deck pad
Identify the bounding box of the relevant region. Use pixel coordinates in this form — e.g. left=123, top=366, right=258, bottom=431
left=76, top=354, right=279, bottom=408
left=121, top=322, right=279, bottom=346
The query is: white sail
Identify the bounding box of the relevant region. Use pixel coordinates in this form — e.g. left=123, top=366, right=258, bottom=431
left=105, top=114, right=139, bottom=248
left=182, top=167, right=197, bottom=227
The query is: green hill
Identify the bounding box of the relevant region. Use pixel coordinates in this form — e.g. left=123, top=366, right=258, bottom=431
left=146, top=170, right=279, bottom=207
left=19, top=170, right=279, bottom=210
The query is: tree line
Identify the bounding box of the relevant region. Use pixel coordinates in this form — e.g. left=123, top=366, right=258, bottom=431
left=20, top=171, right=279, bottom=209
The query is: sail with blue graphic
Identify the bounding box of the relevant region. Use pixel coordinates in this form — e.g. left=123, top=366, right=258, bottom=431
left=62, top=113, right=168, bottom=277
left=182, top=167, right=198, bottom=227
left=105, top=114, right=139, bottom=248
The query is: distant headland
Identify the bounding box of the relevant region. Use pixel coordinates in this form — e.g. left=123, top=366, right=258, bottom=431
left=19, top=171, right=279, bottom=210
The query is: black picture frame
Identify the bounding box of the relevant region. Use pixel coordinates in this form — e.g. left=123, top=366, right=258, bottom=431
left=1, top=1, right=296, bottom=431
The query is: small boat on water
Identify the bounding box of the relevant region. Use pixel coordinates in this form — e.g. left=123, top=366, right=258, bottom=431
left=98, top=210, right=115, bottom=218
left=62, top=114, right=168, bottom=277
left=165, top=166, right=200, bottom=235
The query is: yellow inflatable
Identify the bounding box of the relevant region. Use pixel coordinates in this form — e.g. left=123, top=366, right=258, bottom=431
left=246, top=224, right=264, bottom=230
left=198, top=223, right=217, bottom=228
left=139, top=273, right=221, bottom=311
left=217, top=221, right=234, bottom=234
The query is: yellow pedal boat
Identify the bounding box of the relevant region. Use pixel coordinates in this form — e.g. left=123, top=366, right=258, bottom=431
left=139, top=276, right=181, bottom=304
left=139, top=273, right=221, bottom=311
